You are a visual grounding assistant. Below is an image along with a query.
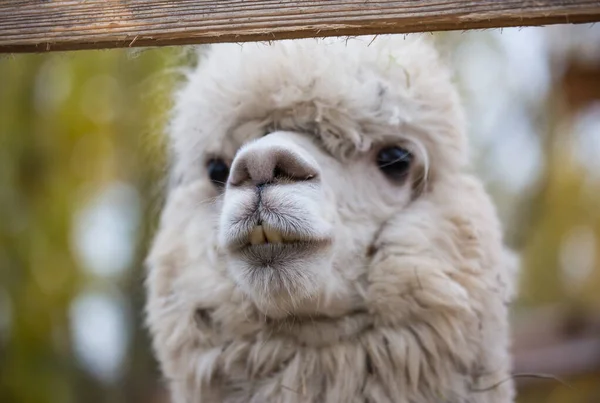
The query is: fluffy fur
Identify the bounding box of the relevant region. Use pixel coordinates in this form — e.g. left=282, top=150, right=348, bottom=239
left=145, top=35, right=518, bottom=403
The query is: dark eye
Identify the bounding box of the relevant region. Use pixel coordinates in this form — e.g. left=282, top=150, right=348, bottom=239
left=376, top=146, right=412, bottom=181
left=206, top=158, right=230, bottom=187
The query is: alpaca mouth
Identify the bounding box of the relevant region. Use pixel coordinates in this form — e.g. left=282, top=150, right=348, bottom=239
left=223, top=215, right=332, bottom=258
left=220, top=190, right=334, bottom=269
left=235, top=224, right=331, bottom=265
left=237, top=241, right=329, bottom=265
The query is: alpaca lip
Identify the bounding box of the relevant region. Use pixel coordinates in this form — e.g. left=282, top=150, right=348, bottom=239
left=226, top=222, right=331, bottom=262
left=235, top=240, right=330, bottom=265
left=223, top=215, right=332, bottom=253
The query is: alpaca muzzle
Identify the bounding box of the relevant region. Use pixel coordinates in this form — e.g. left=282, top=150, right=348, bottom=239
left=218, top=131, right=333, bottom=263
left=216, top=131, right=335, bottom=313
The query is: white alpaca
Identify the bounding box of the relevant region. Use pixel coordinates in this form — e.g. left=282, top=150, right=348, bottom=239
left=145, top=35, right=518, bottom=403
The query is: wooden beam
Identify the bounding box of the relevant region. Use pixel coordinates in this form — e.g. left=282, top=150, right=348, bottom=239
left=1, top=0, right=600, bottom=53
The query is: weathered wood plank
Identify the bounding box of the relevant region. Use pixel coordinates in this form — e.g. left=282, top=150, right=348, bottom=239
left=1, top=0, right=599, bottom=53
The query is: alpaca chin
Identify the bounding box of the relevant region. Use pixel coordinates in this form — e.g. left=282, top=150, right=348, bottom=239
left=225, top=250, right=333, bottom=319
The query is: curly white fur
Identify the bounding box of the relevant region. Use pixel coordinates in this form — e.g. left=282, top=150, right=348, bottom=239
left=145, top=35, right=518, bottom=403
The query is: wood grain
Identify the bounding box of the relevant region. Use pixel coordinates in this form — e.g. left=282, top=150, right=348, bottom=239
left=1, top=0, right=600, bottom=53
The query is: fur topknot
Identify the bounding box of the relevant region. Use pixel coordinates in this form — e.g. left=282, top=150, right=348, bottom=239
left=146, top=35, right=517, bottom=403
left=168, top=35, right=467, bottom=188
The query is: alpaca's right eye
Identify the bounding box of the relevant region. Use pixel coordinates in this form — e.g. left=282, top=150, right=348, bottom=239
left=376, top=146, right=412, bottom=182
left=206, top=158, right=229, bottom=187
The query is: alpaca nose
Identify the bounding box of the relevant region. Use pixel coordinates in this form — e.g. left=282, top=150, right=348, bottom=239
left=228, top=132, right=321, bottom=187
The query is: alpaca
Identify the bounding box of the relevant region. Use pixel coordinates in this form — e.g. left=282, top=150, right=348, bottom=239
left=145, top=35, right=518, bottom=403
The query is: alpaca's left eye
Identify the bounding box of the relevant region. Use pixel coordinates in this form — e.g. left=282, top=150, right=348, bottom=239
left=206, top=158, right=230, bottom=187
left=376, top=146, right=412, bottom=181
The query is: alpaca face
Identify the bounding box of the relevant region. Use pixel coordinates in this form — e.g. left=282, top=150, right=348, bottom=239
left=162, top=35, right=468, bottom=321
left=217, top=129, right=416, bottom=318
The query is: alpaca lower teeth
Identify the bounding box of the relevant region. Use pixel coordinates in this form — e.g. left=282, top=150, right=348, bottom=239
left=263, top=226, right=283, bottom=243
left=250, top=225, right=266, bottom=245
left=249, top=225, right=284, bottom=245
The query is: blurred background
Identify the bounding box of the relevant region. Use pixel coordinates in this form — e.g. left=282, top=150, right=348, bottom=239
left=1, top=24, right=599, bottom=403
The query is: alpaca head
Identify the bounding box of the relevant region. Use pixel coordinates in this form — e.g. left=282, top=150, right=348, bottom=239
left=159, top=35, right=469, bottom=321
left=147, top=35, right=517, bottom=403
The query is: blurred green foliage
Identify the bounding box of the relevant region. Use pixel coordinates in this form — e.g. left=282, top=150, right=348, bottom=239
left=0, top=47, right=181, bottom=403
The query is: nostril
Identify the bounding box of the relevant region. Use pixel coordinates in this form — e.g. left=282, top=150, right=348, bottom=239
left=270, top=163, right=317, bottom=183
left=255, top=166, right=296, bottom=189
left=273, top=165, right=284, bottom=180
